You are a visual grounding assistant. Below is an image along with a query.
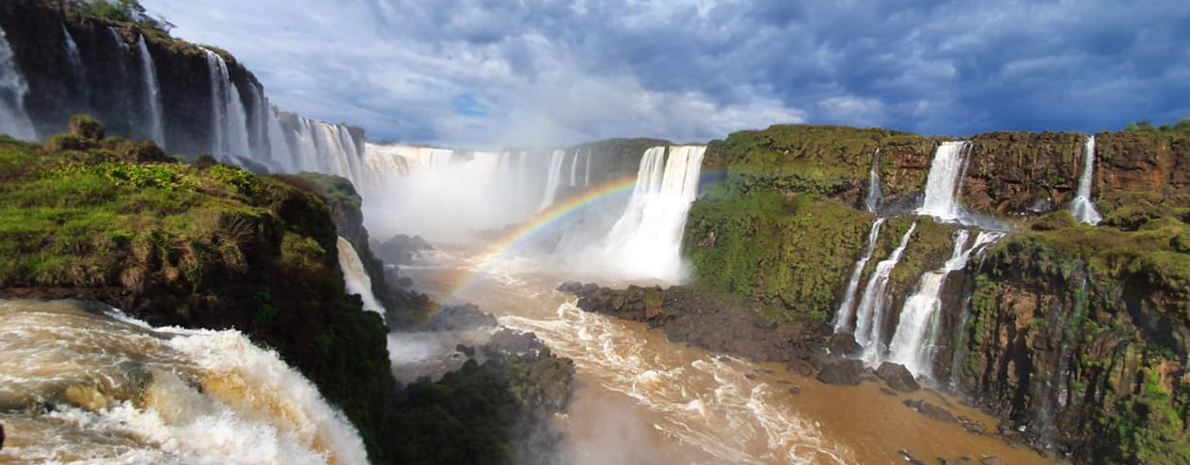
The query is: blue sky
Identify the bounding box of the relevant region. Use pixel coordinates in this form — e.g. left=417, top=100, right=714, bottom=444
left=142, top=0, right=1190, bottom=148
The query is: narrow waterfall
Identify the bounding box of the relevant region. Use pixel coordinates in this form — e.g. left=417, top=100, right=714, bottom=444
left=136, top=36, right=165, bottom=146
left=62, top=26, right=88, bottom=104
left=918, top=142, right=971, bottom=221
left=601, top=146, right=706, bottom=282
left=1070, top=135, right=1104, bottom=225
left=569, top=149, right=579, bottom=186
left=538, top=149, right=568, bottom=211
left=853, top=222, right=917, bottom=362
left=833, top=218, right=886, bottom=333
left=203, top=49, right=251, bottom=158
left=0, top=26, right=37, bottom=141
left=245, top=83, right=269, bottom=160
left=336, top=237, right=386, bottom=321
left=888, top=230, right=1003, bottom=377
left=584, top=148, right=592, bottom=187
left=0, top=300, right=369, bottom=465
left=865, top=148, right=882, bottom=213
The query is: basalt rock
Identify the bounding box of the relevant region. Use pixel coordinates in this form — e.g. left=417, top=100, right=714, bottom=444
left=417, top=303, right=498, bottom=332
left=815, top=359, right=865, bottom=386
left=876, top=362, right=921, bottom=392
left=903, top=399, right=958, bottom=424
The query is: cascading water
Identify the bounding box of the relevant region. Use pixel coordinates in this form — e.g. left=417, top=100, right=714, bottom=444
left=538, top=149, right=568, bottom=211
left=918, top=142, right=971, bottom=222
left=569, top=149, right=579, bottom=186
left=833, top=218, right=886, bottom=333
left=600, top=146, right=706, bottom=282
left=136, top=36, right=165, bottom=146
left=62, top=25, right=88, bottom=104
left=865, top=149, right=882, bottom=214
left=853, top=222, right=917, bottom=362
left=336, top=237, right=386, bottom=321
left=888, top=230, right=1003, bottom=376
left=0, top=25, right=37, bottom=141
left=267, top=106, right=293, bottom=169
left=1070, top=135, right=1103, bottom=225
left=0, top=299, right=368, bottom=465
left=584, top=148, right=592, bottom=187
left=204, top=49, right=251, bottom=158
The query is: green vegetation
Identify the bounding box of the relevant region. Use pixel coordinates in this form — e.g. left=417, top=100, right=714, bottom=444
left=67, top=0, right=174, bottom=33
left=1124, top=117, right=1190, bottom=134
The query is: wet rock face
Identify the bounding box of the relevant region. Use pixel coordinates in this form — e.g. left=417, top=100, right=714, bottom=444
left=376, top=234, right=432, bottom=265
left=0, top=0, right=266, bottom=155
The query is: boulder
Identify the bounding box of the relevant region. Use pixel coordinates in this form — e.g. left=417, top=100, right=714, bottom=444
left=556, top=281, right=584, bottom=293
left=979, top=457, right=1006, bottom=465
left=815, top=359, right=864, bottom=385
left=416, top=303, right=498, bottom=331
left=875, top=362, right=921, bottom=392
left=903, top=399, right=958, bottom=424
left=826, top=333, right=863, bottom=357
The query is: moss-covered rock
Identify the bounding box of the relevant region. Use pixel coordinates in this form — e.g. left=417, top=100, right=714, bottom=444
left=0, top=126, right=403, bottom=461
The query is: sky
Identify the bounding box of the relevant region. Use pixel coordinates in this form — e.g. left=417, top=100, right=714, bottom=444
left=141, top=0, right=1190, bottom=148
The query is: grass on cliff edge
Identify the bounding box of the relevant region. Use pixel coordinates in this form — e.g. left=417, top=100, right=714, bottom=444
left=0, top=130, right=315, bottom=288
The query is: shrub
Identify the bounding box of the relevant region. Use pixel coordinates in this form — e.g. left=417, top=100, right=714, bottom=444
left=1032, top=210, right=1078, bottom=231
left=68, top=114, right=105, bottom=141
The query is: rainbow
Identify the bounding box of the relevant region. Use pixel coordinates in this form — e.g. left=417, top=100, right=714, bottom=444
left=437, top=167, right=729, bottom=308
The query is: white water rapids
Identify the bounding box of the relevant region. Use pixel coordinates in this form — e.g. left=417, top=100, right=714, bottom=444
left=0, top=299, right=368, bottom=465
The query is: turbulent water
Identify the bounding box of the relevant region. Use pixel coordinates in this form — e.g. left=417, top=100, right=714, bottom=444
left=397, top=246, right=1061, bottom=465
left=0, top=25, right=36, bottom=141
left=336, top=237, right=386, bottom=320
left=0, top=300, right=368, bottom=465
left=918, top=142, right=970, bottom=222
left=1070, top=135, right=1103, bottom=225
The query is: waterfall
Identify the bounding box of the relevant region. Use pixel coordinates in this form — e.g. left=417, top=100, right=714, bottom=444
left=918, top=142, right=971, bottom=222
left=0, top=26, right=36, bottom=141
left=888, top=230, right=1003, bottom=377
left=267, top=106, right=293, bottom=170
left=336, top=237, right=386, bottom=321
left=601, top=146, right=706, bottom=282
left=136, top=36, right=165, bottom=146
left=1070, top=135, right=1103, bottom=225
left=584, top=148, right=592, bottom=187
left=833, top=218, right=886, bottom=333
left=538, top=149, right=568, bottom=211
left=62, top=26, right=88, bottom=104
left=204, top=49, right=251, bottom=158
left=246, top=83, right=269, bottom=160
left=569, top=149, right=579, bottom=186
left=0, top=299, right=369, bottom=465
left=865, top=149, right=882, bottom=213
left=853, top=222, right=917, bottom=362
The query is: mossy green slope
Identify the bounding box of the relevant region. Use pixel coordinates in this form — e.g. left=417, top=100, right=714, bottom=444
left=0, top=118, right=401, bottom=461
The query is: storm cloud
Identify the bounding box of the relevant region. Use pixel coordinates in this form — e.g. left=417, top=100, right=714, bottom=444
left=142, top=0, right=1190, bottom=147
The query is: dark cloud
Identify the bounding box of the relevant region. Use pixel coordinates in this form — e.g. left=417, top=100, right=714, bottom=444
left=142, top=0, right=1190, bottom=146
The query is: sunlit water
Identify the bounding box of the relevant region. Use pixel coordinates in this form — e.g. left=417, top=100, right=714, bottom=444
left=0, top=300, right=367, bottom=465
left=399, top=246, right=1064, bottom=465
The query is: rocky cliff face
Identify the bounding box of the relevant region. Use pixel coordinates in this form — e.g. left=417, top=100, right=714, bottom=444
left=682, top=123, right=1190, bottom=463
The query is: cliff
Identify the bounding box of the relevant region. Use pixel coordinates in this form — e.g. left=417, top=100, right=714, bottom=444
left=677, top=123, right=1190, bottom=463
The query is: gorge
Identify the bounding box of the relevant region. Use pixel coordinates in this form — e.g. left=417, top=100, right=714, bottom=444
left=2, top=1, right=1190, bottom=465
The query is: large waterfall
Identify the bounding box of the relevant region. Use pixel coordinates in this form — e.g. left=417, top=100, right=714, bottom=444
left=0, top=299, right=369, bottom=465
left=886, top=230, right=1002, bottom=376
left=0, top=25, right=36, bottom=141
left=136, top=36, right=165, bottom=146
left=336, top=237, right=386, bottom=321
left=834, top=218, right=885, bottom=333
left=918, top=142, right=971, bottom=222
left=601, top=146, right=707, bottom=282
left=1070, top=135, right=1103, bottom=225
left=61, top=26, right=88, bottom=104
left=853, top=222, right=917, bottom=362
